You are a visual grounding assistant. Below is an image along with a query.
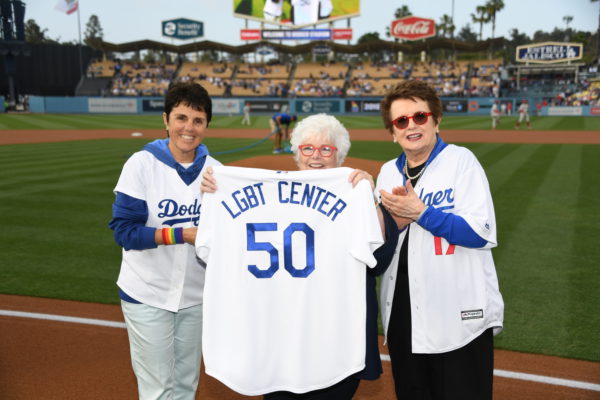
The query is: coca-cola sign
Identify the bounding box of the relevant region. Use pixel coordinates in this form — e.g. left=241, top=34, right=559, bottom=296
left=391, top=16, right=436, bottom=40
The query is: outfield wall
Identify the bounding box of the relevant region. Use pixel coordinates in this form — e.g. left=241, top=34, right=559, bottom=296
left=27, top=96, right=600, bottom=117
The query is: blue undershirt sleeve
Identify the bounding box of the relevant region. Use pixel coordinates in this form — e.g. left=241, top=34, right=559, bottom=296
left=108, top=192, right=157, bottom=251
left=417, top=206, right=487, bottom=248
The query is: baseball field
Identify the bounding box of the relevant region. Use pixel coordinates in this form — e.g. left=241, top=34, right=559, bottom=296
left=0, top=113, right=599, bottom=399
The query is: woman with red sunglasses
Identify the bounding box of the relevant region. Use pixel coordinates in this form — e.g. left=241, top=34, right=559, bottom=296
left=373, top=80, right=504, bottom=400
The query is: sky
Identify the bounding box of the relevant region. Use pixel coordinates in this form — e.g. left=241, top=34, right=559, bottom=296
left=24, top=0, right=599, bottom=46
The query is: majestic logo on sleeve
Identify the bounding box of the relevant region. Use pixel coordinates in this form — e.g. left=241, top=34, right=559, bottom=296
left=157, top=198, right=201, bottom=226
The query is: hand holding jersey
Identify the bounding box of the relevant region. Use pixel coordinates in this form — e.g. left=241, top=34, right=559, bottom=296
left=198, top=114, right=385, bottom=399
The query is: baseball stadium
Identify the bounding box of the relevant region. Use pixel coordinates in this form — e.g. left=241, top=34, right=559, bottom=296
left=1, top=0, right=599, bottom=399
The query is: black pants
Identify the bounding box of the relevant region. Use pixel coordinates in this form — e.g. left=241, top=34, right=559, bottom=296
left=387, top=327, right=494, bottom=400
left=263, top=377, right=360, bottom=400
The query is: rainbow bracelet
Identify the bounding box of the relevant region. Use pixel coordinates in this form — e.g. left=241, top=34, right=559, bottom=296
left=162, top=227, right=184, bottom=245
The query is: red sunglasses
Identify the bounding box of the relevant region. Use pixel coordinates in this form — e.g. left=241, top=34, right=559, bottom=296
left=391, top=112, right=433, bottom=129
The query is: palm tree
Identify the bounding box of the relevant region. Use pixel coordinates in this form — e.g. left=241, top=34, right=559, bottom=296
left=437, top=14, right=455, bottom=39
left=485, top=0, right=505, bottom=41
left=470, top=5, right=490, bottom=41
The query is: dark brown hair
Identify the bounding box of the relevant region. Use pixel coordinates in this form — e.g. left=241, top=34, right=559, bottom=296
left=380, top=80, right=442, bottom=134
left=164, top=82, right=212, bottom=126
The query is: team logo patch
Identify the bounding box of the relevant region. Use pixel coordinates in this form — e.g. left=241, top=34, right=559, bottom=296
left=461, top=309, right=483, bottom=320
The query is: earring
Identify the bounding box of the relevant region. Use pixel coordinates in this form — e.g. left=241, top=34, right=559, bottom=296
left=393, top=137, right=397, bottom=143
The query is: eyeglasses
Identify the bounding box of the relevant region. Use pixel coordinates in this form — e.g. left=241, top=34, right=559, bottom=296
left=391, top=112, right=433, bottom=129
left=298, top=144, right=338, bottom=158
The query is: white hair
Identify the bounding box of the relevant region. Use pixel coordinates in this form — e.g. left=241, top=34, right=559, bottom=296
left=289, top=113, right=351, bottom=167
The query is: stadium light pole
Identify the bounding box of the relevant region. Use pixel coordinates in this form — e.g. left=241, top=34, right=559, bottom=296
left=76, top=2, right=83, bottom=78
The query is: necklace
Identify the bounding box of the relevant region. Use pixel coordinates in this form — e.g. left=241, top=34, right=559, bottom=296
left=404, top=158, right=426, bottom=180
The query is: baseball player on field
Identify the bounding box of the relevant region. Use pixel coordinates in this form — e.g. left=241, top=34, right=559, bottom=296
left=374, top=80, right=504, bottom=399
left=108, top=82, right=222, bottom=399
left=198, top=114, right=390, bottom=399
left=270, top=111, right=297, bottom=154
left=515, top=99, right=532, bottom=129
left=490, top=100, right=501, bottom=130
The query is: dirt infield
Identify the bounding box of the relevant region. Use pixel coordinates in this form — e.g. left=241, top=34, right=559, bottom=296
left=1, top=128, right=599, bottom=399
left=1, top=294, right=599, bottom=400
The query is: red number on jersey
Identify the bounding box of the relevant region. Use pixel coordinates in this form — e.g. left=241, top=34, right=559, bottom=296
left=434, top=236, right=455, bottom=255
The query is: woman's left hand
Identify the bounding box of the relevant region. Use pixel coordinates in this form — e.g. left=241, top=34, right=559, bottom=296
left=348, top=169, right=375, bottom=190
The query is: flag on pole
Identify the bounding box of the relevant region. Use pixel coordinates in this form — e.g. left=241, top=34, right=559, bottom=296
left=55, top=0, right=78, bottom=15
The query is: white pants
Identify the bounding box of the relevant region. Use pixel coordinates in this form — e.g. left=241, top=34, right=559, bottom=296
left=122, top=301, right=203, bottom=400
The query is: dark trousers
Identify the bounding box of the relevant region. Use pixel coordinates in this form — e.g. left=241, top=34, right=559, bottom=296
left=387, top=327, right=494, bottom=400
left=263, top=377, right=360, bottom=400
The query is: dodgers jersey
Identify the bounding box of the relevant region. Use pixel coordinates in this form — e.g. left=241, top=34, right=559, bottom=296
left=376, top=141, right=504, bottom=353
left=114, top=147, right=221, bottom=312
left=196, top=166, right=383, bottom=395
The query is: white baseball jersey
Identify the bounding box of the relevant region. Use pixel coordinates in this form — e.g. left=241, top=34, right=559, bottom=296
left=518, top=102, right=529, bottom=115
left=114, top=150, right=222, bottom=312
left=291, top=0, right=321, bottom=25
left=196, top=166, right=383, bottom=395
left=263, top=0, right=283, bottom=20
left=376, top=144, right=504, bottom=353
left=490, top=103, right=500, bottom=117
left=517, top=102, right=530, bottom=122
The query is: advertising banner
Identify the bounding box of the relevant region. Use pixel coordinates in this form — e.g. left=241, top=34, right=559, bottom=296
left=547, top=106, right=583, bottom=116
left=241, top=29, right=261, bottom=41
left=233, top=0, right=360, bottom=29
left=262, top=29, right=331, bottom=41
left=162, top=18, right=204, bottom=40
left=516, top=42, right=583, bottom=63
left=442, top=100, right=468, bottom=113
left=390, top=16, right=436, bottom=41
left=295, top=100, right=340, bottom=114
left=345, top=100, right=380, bottom=113
left=142, top=99, right=164, bottom=112
left=213, top=99, right=242, bottom=115
left=243, top=28, right=353, bottom=41
left=246, top=100, right=290, bottom=113
left=88, top=98, right=137, bottom=113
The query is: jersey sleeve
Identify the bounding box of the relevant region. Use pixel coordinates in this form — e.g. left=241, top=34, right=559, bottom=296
left=114, top=153, right=147, bottom=200
left=453, top=154, right=497, bottom=248
left=195, top=192, right=216, bottom=263
left=349, top=179, right=384, bottom=268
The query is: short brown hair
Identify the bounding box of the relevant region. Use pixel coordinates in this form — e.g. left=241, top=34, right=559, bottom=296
left=380, top=80, right=442, bottom=134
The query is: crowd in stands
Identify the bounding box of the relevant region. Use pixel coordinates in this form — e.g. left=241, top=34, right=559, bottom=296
left=85, top=57, right=596, bottom=101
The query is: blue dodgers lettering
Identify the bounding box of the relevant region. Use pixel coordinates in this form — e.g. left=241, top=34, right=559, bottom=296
left=278, top=181, right=347, bottom=221
left=158, top=198, right=201, bottom=217
left=419, top=187, right=455, bottom=209
left=158, top=198, right=202, bottom=226
left=221, top=183, right=266, bottom=219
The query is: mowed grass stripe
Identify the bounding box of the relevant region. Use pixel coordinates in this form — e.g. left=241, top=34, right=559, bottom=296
left=0, top=165, right=122, bottom=194
left=569, top=145, right=600, bottom=361
left=493, top=145, right=580, bottom=356
left=1, top=114, right=598, bottom=130
left=0, top=150, right=130, bottom=181
left=481, top=144, right=541, bottom=191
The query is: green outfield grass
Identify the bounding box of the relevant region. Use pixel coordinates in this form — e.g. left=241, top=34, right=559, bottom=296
left=0, top=113, right=598, bottom=131
left=0, top=118, right=599, bottom=363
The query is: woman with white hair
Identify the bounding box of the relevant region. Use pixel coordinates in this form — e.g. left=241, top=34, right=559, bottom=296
left=201, top=113, right=395, bottom=399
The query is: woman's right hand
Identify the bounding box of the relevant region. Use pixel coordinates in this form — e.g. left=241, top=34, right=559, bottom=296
left=200, top=166, right=217, bottom=193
